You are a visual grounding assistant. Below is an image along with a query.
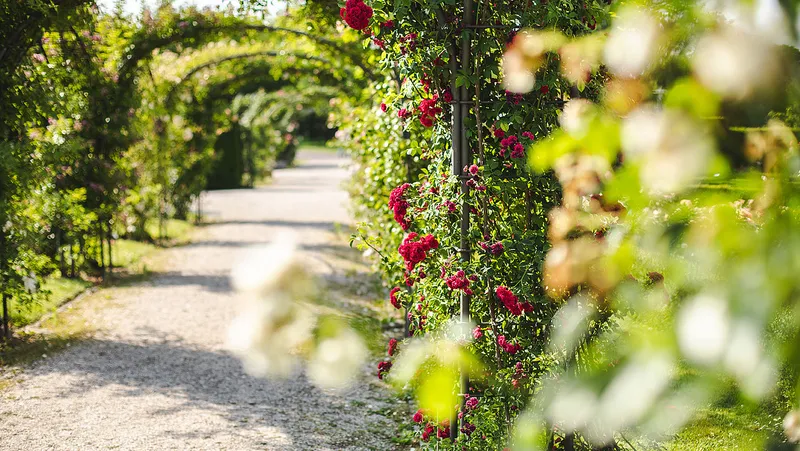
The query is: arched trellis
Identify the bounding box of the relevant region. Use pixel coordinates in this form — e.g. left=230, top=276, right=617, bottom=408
left=151, top=48, right=364, bottom=237
left=163, top=50, right=340, bottom=108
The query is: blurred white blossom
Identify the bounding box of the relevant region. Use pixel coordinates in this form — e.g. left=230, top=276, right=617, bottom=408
left=308, top=327, right=368, bottom=390
left=622, top=106, right=713, bottom=194
left=693, top=27, right=779, bottom=100
left=559, top=99, right=594, bottom=137
left=677, top=293, right=730, bottom=365
left=227, top=236, right=316, bottom=377
left=784, top=410, right=800, bottom=442
left=604, top=7, right=661, bottom=78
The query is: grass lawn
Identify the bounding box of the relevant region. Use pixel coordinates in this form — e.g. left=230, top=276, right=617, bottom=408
left=297, top=139, right=339, bottom=154
left=666, top=404, right=782, bottom=451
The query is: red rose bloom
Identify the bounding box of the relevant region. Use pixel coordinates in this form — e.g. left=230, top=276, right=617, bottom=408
left=377, top=360, right=392, bottom=379
left=413, top=409, right=424, bottom=423
left=398, top=233, right=438, bottom=270
left=422, top=424, right=434, bottom=441
left=540, top=84, right=550, bottom=94
left=388, top=183, right=412, bottom=229
left=380, top=102, right=388, bottom=112
left=341, top=0, right=373, bottom=30
left=390, top=287, right=402, bottom=309
left=388, top=338, right=398, bottom=356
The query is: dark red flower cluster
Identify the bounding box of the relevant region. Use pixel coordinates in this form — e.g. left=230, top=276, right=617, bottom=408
left=496, top=286, right=533, bottom=316
left=398, top=233, right=438, bottom=271
left=499, top=134, right=525, bottom=159
left=445, top=270, right=473, bottom=295
left=441, top=200, right=457, bottom=213
left=437, top=426, right=450, bottom=439
left=418, top=94, right=442, bottom=127
left=540, top=84, right=550, bottom=94
left=381, top=19, right=394, bottom=28
left=497, top=335, right=521, bottom=354
left=413, top=409, right=424, bottom=423
left=422, top=424, right=434, bottom=441
left=399, top=33, right=417, bottom=54
left=372, top=38, right=385, bottom=49
left=390, top=287, right=402, bottom=309
left=443, top=90, right=453, bottom=103
left=505, top=90, right=524, bottom=105
left=377, top=360, right=392, bottom=379
left=398, top=108, right=412, bottom=120
left=460, top=422, right=476, bottom=436
left=389, top=183, right=412, bottom=229
left=387, top=338, right=398, bottom=356
left=494, top=129, right=505, bottom=138
left=466, top=396, right=479, bottom=409
left=339, top=0, right=373, bottom=30
left=479, top=241, right=504, bottom=255
left=380, top=102, right=388, bottom=112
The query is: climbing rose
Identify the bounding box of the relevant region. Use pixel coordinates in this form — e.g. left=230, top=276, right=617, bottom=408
left=377, top=360, right=392, bottom=379
left=381, top=20, right=394, bottom=28
left=398, top=233, right=438, bottom=271
left=461, top=422, right=476, bottom=436
left=413, top=409, right=424, bottom=423
left=468, top=164, right=480, bottom=175
left=490, top=242, right=504, bottom=255
left=380, top=102, right=388, bottom=112
left=472, top=326, right=483, bottom=340
left=466, top=396, right=479, bottom=409
left=390, top=287, right=402, bottom=309
left=540, top=84, right=550, bottom=94
left=445, top=270, right=472, bottom=295
left=522, top=131, right=535, bottom=140
left=496, top=286, right=521, bottom=315
left=388, top=338, right=398, bottom=356
left=437, top=426, right=450, bottom=439
left=497, top=335, right=521, bottom=354
left=388, top=183, right=412, bottom=229
left=511, top=142, right=525, bottom=158
left=422, top=424, right=434, bottom=441
left=339, top=0, right=373, bottom=30
left=494, top=129, right=505, bottom=138
left=443, top=90, right=453, bottom=103
left=398, top=108, right=412, bottom=119
left=442, top=200, right=457, bottom=213
left=418, top=95, right=442, bottom=127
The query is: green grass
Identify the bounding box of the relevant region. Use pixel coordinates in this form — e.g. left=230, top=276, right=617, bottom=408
left=10, top=277, right=92, bottom=328
left=143, top=218, right=195, bottom=243
left=666, top=404, right=783, bottom=451
left=297, top=139, right=339, bottom=153
left=6, top=219, right=195, bottom=330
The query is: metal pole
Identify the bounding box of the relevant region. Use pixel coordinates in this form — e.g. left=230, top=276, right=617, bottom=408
left=451, top=0, right=476, bottom=440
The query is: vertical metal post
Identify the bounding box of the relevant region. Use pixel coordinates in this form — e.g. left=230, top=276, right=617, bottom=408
left=451, top=0, right=476, bottom=440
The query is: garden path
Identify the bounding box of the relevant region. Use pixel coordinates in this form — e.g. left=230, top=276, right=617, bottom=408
left=0, top=150, right=395, bottom=450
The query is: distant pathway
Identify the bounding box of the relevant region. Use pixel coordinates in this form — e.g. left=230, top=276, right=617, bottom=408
left=0, top=151, right=394, bottom=450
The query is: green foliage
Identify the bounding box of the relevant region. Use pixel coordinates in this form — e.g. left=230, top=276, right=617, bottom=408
left=0, top=3, right=362, bottom=338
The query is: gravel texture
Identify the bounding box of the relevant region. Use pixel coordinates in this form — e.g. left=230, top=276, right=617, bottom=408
left=0, top=151, right=396, bottom=450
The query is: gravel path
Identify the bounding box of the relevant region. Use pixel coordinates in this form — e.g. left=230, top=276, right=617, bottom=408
left=0, top=151, right=396, bottom=450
